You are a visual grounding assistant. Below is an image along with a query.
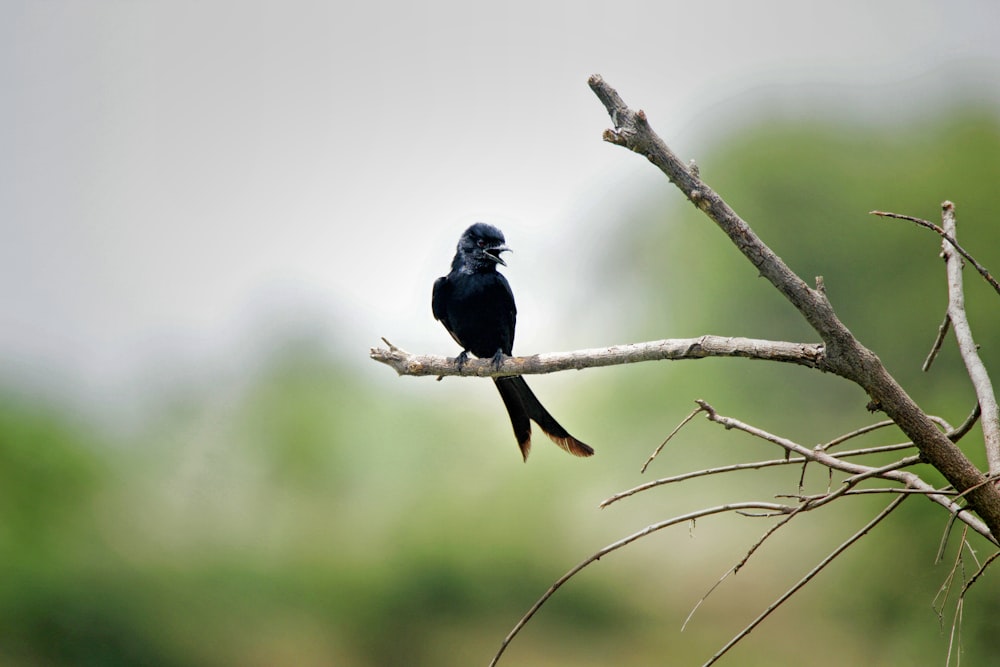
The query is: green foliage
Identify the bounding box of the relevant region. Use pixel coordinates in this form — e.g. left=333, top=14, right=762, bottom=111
left=0, top=398, right=105, bottom=563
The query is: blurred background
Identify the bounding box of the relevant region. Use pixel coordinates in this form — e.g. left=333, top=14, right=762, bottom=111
left=4, top=1, right=1000, bottom=665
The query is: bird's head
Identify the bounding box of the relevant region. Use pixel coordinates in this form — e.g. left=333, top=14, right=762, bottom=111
left=456, top=223, right=512, bottom=271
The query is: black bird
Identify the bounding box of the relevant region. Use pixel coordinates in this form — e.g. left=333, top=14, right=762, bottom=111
left=432, top=223, right=593, bottom=461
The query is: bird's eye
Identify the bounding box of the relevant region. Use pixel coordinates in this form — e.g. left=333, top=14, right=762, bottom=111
left=477, top=239, right=486, bottom=248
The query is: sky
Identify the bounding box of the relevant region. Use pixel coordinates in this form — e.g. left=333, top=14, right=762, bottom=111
left=4, top=1, right=1000, bottom=410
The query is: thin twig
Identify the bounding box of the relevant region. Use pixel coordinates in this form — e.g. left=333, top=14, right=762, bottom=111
left=841, top=455, right=922, bottom=484
left=601, top=442, right=919, bottom=509
left=695, top=401, right=996, bottom=543
left=837, top=442, right=915, bottom=457
left=947, top=597, right=964, bottom=667
left=928, top=413, right=956, bottom=435
left=488, top=502, right=796, bottom=667
left=963, top=533, right=984, bottom=571
left=957, top=547, right=1000, bottom=599
left=642, top=405, right=704, bottom=473
left=682, top=566, right=736, bottom=633
left=696, top=400, right=899, bottom=478
left=939, top=531, right=999, bottom=667
left=950, top=472, right=1000, bottom=505
left=949, top=403, right=982, bottom=443
left=935, top=525, right=969, bottom=667
left=934, top=524, right=967, bottom=616
left=818, top=419, right=895, bottom=451
left=835, top=487, right=958, bottom=497
left=701, top=495, right=909, bottom=667
left=601, top=457, right=806, bottom=508
left=937, top=511, right=963, bottom=565
left=945, top=545, right=1000, bottom=667
left=923, top=312, right=952, bottom=372
left=871, top=209, right=1000, bottom=297
left=682, top=506, right=807, bottom=632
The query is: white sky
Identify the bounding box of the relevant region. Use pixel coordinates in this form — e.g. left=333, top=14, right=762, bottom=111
left=3, top=1, right=1000, bottom=406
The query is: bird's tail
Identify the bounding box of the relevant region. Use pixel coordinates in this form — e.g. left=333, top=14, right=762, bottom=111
left=494, top=376, right=594, bottom=461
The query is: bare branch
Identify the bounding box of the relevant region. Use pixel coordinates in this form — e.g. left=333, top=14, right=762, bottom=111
left=488, top=502, right=796, bottom=667
left=836, top=442, right=915, bottom=458
left=702, top=495, right=909, bottom=667
left=695, top=401, right=997, bottom=543
left=370, top=336, right=825, bottom=378
left=641, top=404, right=704, bottom=473
left=935, top=529, right=1000, bottom=667
left=835, top=487, right=958, bottom=497
left=958, top=547, right=1000, bottom=601
left=604, top=400, right=993, bottom=542
left=940, top=202, right=1000, bottom=475
left=587, top=74, right=1000, bottom=540
left=935, top=525, right=971, bottom=614
left=950, top=403, right=983, bottom=443
left=601, top=456, right=804, bottom=508
left=818, top=419, right=895, bottom=451
left=923, top=312, right=951, bottom=372
left=871, top=209, right=1000, bottom=297
left=683, top=505, right=809, bottom=632
left=601, top=444, right=918, bottom=509
left=695, top=400, right=885, bottom=477
left=588, top=76, right=847, bottom=346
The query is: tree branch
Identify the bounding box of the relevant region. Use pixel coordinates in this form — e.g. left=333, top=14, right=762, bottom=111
left=940, top=201, right=1000, bottom=475
left=870, top=208, right=1000, bottom=298
left=693, top=401, right=996, bottom=544
left=488, top=501, right=798, bottom=667
left=370, top=336, right=825, bottom=378
left=588, top=74, right=847, bottom=347
left=586, top=73, right=1000, bottom=541
left=484, top=77, right=1000, bottom=664
left=603, top=399, right=994, bottom=538
left=703, top=495, right=909, bottom=667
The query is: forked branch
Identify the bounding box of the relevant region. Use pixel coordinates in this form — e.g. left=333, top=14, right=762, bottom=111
left=585, top=73, right=1000, bottom=539
left=489, top=76, right=1000, bottom=666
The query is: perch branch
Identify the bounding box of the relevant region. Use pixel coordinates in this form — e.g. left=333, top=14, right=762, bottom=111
left=587, top=73, right=1000, bottom=540
left=370, top=336, right=825, bottom=378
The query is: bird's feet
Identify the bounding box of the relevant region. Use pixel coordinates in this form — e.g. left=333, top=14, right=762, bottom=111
left=490, top=349, right=506, bottom=372
left=454, top=350, right=470, bottom=370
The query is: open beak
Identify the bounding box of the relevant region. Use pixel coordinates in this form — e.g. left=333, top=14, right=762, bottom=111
left=485, top=244, right=511, bottom=266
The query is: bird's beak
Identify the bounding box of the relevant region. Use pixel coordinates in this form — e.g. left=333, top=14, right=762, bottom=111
left=485, top=245, right=511, bottom=266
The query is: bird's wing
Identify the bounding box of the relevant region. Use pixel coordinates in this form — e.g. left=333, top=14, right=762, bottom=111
left=431, top=276, right=450, bottom=323
left=432, top=275, right=466, bottom=349
left=497, top=273, right=517, bottom=354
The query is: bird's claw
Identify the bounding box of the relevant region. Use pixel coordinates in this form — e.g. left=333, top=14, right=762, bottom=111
left=455, top=350, right=470, bottom=370
left=490, top=349, right=506, bottom=372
